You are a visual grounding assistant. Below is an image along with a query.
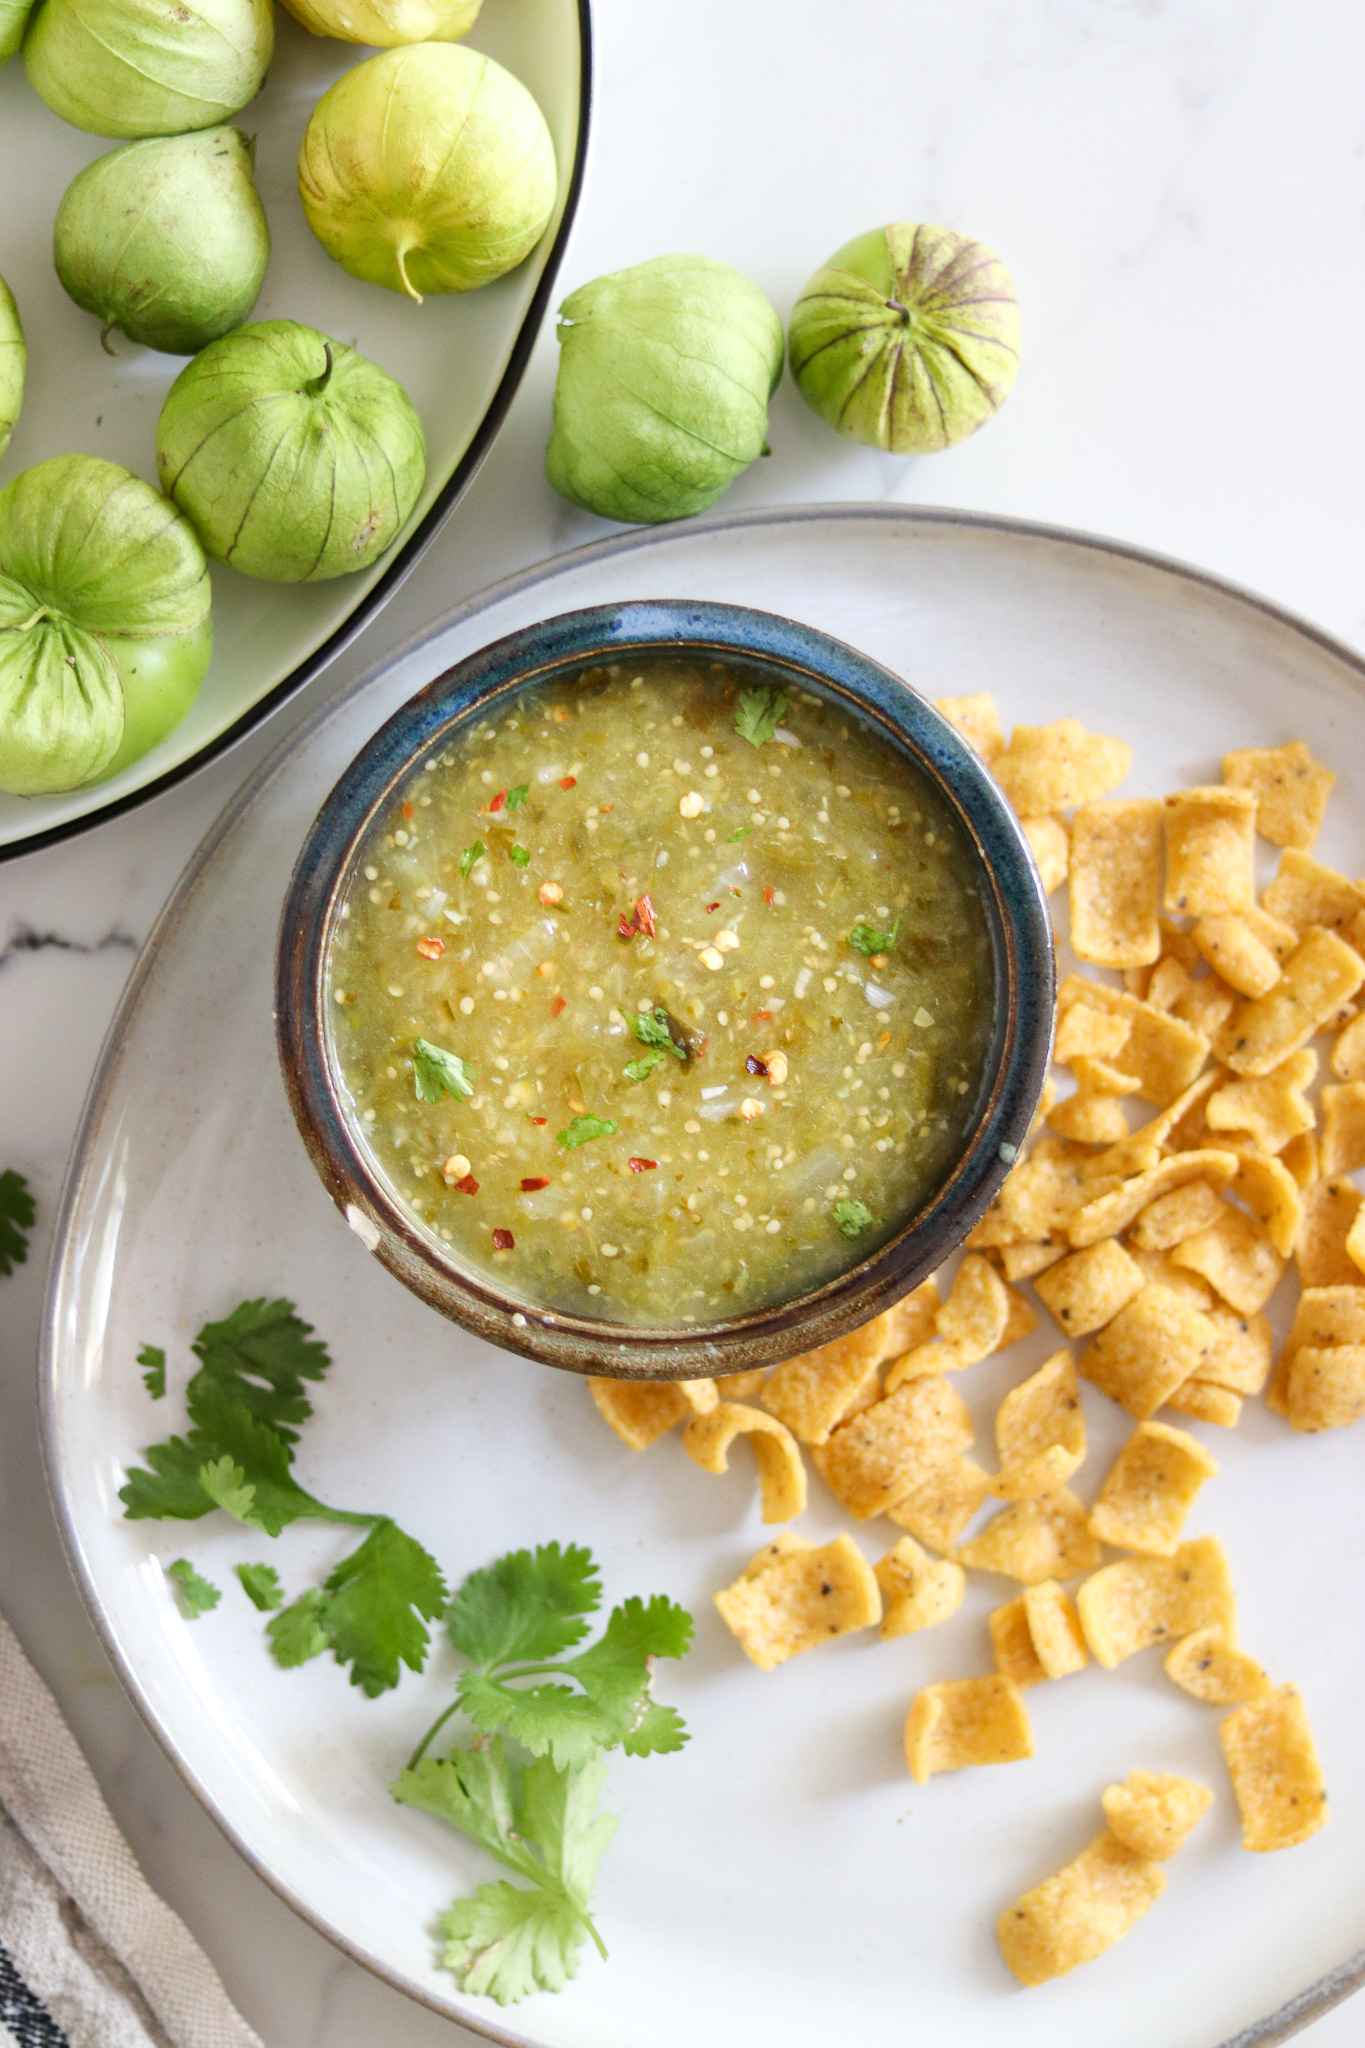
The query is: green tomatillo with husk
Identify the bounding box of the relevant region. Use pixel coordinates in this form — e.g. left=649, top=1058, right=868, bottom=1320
left=297, top=44, right=556, bottom=302
left=544, top=254, right=785, bottom=524
left=157, top=321, right=427, bottom=583
left=279, top=0, right=479, bottom=44
left=54, top=127, right=270, bottom=357
left=0, top=277, right=24, bottom=459
left=0, top=455, right=212, bottom=795
left=788, top=223, right=1019, bottom=455
left=0, top=0, right=34, bottom=63
left=22, top=0, right=273, bottom=140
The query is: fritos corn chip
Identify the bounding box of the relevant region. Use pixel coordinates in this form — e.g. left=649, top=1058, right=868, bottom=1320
left=1129, top=1178, right=1225, bottom=1251
left=1332, top=1010, right=1365, bottom=1082
left=936, top=1253, right=1010, bottom=1359
left=1284, top=1343, right=1365, bottom=1432
left=814, top=1376, right=972, bottom=1521
left=715, top=1369, right=769, bottom=1401
left=1262, top=849, right=1365, bottom=937
left=762, top=1310, right=909, bottom=1446
left=1087, top=1421, right=1218, bottom=1557
left=998, top=1239, right=1067, bottom=1283
left=1023, top=1579, right=1089, bottom=1678
left=1079, top=1284, right=1219, bottom=1420
left=992, top=719, right=1132, bottom=816
left=1055, top=1002, right=1132, bottom=1065
left=714, top=1531, right=881, bottom=1671
left=1200, top=1307, right=1273, bottom=1395
left=905, top=1674, right=1033, bottom=1785
left=1224, top=1147, right=1304, bottom=1258
left=1071, top=1055, right=1142, bottom=1098
left=588, top=1374, right=717, bottom=1450
left=1076, top=1536, right=1235, bottom=1668
left=1068, top=799, right=1162, bottom=969
left=1047, top=1090, right=1132, bottom=1145
left=1102, top=1773, right=1212, bottom=1862
left=1055, top=976, right=1210, bottom=1108
left=1166, top=1378, right=1243, bottom=1427
left=1320, top=1081, right=1365, bottom=1176
left=1067, top=1151, right=1239, bottom=1249
left=1163, top=786, right=1256, bottom=916
left=1281, top=1129, right=1320, bottom=1191
left=1190, top=916, right=1280, bottom=1000
left=874, top=1537, right=966, bottom=1640
left=682, top=1402, right=807, bottom=1523
left=997, top=1832, right=1164, bottom=1987
left=1128, top=1246, right=1217, bottom=1312
left=1165, top=1626, right=1271, bottom=1704
left=1175, top=973, right=1238, bottom=1041
left=1034, top=1239, right=1146, bottom=1338
left=1223, top=928, right=1365, bottom=1078
left=936, top=692, right=1004, bottom=762
left=1220, top=1684, right=1328, bottom=1851
left=1222, top=740, right=1335, bottom=852
left=1295, top=1177, right=1364, bottom=1289
left=1021, top=814, right=1071, bottom=895
left=992, top=1350, right=1086, bottom=1501
left=886, top=1455, right=993, bottom=1551
left=956, top=1488, right=1100, bottom=1585
left=1169, top=1206, right=1286, bottom=1317
left=1206, top=1049, right=1317, bottom=1154
left=967, top=1135, right=1101, bottom=1249
left=990, top=1595, right=1045, bottom=1688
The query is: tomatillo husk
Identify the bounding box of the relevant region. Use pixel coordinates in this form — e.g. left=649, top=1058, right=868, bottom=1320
left=0, top=0, right=34, bottom=62
left=54, top=128, right=270, bottom=357
left=545, top=254, right=785, bottom=524
left=788, top=223, right=1019, bottom=454
left=298, top=44, right=556, bottom=302
left=279, top=0, right=479, bottom=45
left=157, top=320, right=427, bottom=583
left=0, top=277, right=24, bottom=458
left=0, top=455, right=212, bottom=795
left=22, top=0, right=273, bottom=140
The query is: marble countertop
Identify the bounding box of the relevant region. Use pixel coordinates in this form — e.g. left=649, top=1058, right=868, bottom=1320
left=3, top=2, right=1364, bottom=2041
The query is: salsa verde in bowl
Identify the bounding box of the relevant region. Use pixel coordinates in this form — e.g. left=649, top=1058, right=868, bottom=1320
left=276, top=601, right=1054, bottom=1378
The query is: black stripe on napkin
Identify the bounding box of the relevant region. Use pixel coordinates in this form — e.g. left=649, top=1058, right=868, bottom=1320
left=0, top=1940, right=72, bottom=2048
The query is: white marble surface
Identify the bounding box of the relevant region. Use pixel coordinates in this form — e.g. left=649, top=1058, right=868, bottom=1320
left=3, top=2, right=1364, bottom=2041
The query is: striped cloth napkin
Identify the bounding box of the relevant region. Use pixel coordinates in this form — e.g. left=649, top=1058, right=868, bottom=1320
left=0, top=1613, right=262, bottom=2048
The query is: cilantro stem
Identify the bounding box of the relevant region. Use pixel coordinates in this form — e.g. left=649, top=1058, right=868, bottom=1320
left=580, top=1909, right=608, bottom=1962
left=313, top=1507, right=384, bottom=1528
left=406, top=1697, right=462, bottom=1771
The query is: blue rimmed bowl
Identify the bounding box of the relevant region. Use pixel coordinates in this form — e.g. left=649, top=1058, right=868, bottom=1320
left=274, top=598, right=1055, bottom=1379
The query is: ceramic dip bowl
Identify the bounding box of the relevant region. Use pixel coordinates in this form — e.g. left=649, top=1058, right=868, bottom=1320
left=275, top=599, right=1054, bottom=1379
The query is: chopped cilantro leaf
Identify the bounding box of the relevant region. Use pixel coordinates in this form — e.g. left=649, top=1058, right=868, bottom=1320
left=237, top=1561, right=285, bottom=1611
left=449, top=1542, right=600, bottom=1668
left=268, top=1589, right=331, bottom=1667
left=725, top=826, right=752, bottom=842
left=413, top=1037, right=476, bottom=1104
left=460, top=840, right=486, bottom=878
left=511, top=845, right=530, bottom=867
left=556, top=1115, right=618, bottom=1150
left=833, top=1198, right=879, bottom=1237
left=847, top=917, right=901, bottom=957
left=168, top=1558, right=220, bottom=1617
left=734, top=685, right=789, bottom=748
left=188, top=1297, right=330, bottom=1442
left=506, top=784, right=529, bottom=810
left=625, top=1007, right=686, bottom=1062
left=139, top=1344, right=167, bottom=1400
left=319, top=1519, right=448, bottom=1698
left=0, top=1168, right=35, bottom=1278
left=623, top=1049, right=667, bottom=1084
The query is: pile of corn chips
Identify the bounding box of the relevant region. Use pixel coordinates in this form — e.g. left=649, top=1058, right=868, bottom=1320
left=588, top=706, right=1358, bottom=1989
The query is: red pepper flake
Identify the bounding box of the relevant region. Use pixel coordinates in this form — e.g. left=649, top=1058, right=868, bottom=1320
left=706, top=901, right=720, bottom=914
left=746, top=1054, right=770, bottom=1077
left=600, top=802, right=615, bottom=814
left=401, top=801, right=415, bottom=821
left=488, top=790, right=506, bottom=813
left=617, top=913, right=636, bottom=939
left=454, top=1174, right=479, bottom=1195
left=559, top=774, right=576, bottom=790
left=520, top=1176, right=552, bottom=1192
left=492, top=1228, right=515, bottom=1250
left=751, top=1008, right=773, bottom=1024
left=763, top=886, right=776, bottom=906
left=415, top=936, right=445, bottom=960
left=551, top=995, right=567, bottom=1017
left=529, top=1115, right=548, bottom=1126
left=633, top=891, right=656, bottom=935
left=628, top=1157, right=659, bottom=1173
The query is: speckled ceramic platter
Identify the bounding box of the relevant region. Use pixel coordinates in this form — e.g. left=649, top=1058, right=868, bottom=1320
left=40, top=507, right=1365, bottom=2047
left=0, top=0, right=590, bottom=859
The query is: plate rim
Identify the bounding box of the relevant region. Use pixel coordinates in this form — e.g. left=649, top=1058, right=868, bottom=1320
left=0, top=0, right=596, bottom=868
left=36, top=498, right=1365, bottom=2048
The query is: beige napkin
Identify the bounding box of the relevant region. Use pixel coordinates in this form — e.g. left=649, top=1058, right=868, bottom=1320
left=0, top=1611, right=262, bottom=2048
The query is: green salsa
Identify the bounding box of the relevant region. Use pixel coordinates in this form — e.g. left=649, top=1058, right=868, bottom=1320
left=327, top=659, right=992, bottom=1325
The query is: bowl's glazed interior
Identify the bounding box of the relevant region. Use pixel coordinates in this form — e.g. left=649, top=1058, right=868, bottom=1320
left=276, top=600, right=1056, bottom=1377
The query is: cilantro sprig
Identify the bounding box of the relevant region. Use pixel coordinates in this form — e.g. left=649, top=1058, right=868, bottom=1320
left=847, top=917, right=901, bottom=958
left=557, top=1114, right=618, bottom=1149
left=833, top=1198, right=879, bottom=1238
left=460, top=840, right=485, bottom=878
left=0, top=1168, right=35, bottom=1278
left=734, top=685, right=789, bottom=748
left=392, top=1543, right=691, bottom=2004
left=120, top=1299, right=447, bottom=1696
left=414, top=1037, right=476, bottom=1104
left=506, top=784, right=529, bottom=810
